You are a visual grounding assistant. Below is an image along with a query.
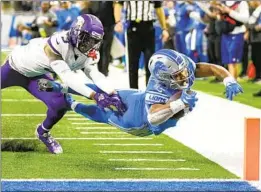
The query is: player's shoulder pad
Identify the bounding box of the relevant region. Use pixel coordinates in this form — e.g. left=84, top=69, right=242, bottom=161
left=145, top=79, right=169, bottom=105
left=47, top=31, right=70, bottom=59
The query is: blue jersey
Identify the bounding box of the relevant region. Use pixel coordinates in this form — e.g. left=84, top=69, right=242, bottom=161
left=192, top=5, right=207, bottom=30
left=76, top=55, right=196, bottom=137
left=107, top=86, right=179, bottom=137
left=56, top=8, right=80, bottom=31
left=175, top=2, right=194, bottom=32
left=109, top=55, right=196, bottom=136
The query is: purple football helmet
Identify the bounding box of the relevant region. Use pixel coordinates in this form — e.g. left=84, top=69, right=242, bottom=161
left=69, top=14, right=104, bottom=55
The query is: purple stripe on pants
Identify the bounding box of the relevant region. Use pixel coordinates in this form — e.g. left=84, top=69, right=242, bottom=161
left=1, top=60, right=68, bottom=130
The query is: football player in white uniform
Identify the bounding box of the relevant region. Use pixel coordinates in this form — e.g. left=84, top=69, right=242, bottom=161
left=1, top=14, right=125, bottom=154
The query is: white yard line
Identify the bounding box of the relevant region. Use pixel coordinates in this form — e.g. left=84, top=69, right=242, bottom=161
left=1, top=137, right=153, bottom=140
left=80, top=132, right=125, bottom=134
left=2, top=99, right=87, bottom=102
left=114, top=168, right=200, bottom=171
left=72, top=123, right=104, bottom=125
left=2, top=114, right=81, bottom=117
left=2, top=99, right=41, bottom=102
left=2, top=89, right=25, bottom=92
left=100, top=151, right=173, bottom=154
left=67, top=118, right=89, bottom=121
left=75, top=127, right=116, bottom=130
left=94, top=144, right=163, bottom=146
left=108, top=159, right=185, bottom=162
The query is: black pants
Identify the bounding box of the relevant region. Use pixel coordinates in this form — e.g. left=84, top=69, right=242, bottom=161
left=251, top=42, right=261, bottom=79
left=207, top=36, right=221, bottom=65
left=97, top=26, right=114, bottom=76
left=240, top=41, right=249, bottom=77
left=126, top=21, right=155, bottom=88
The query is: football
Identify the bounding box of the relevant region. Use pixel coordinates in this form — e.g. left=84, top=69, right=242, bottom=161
left=168, top=90, right=194, bottom=120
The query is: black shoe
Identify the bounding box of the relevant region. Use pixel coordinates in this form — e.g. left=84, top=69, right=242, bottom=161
left=253, top=90, right=261, bottom=97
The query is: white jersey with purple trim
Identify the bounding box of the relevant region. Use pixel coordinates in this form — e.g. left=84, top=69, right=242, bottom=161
left=9, top=31, right=100, bottom=77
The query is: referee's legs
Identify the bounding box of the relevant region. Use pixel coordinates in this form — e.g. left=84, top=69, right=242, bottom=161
left=98, top=26, right=114, bottom=76
left=127, top=30, right=142, bottom=89
left=143, top=25, right=155, bottom=85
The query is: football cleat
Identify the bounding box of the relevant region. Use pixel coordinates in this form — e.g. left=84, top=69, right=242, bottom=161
left=35, top=125, right=63, bottom=154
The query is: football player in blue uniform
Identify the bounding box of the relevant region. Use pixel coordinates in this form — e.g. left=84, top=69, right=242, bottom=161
left=38, top=49, right=243, bottom=137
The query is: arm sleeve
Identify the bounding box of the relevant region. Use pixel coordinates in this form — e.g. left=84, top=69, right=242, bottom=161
left=84, top=65, right=115, bottom=95
left=229, top=1, right=249, bottom=24
left=50, top=60, right=95, bottom=98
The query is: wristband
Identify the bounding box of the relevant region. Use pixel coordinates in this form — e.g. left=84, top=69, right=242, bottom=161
left=223, top=76, right=235, bottom=86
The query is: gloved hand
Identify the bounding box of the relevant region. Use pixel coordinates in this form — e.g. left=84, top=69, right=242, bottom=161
left=180, top=89, right=198, bottom=111
left=37, top=79, right=62, bottom=92
left=224, top=77, right=243, bottom=101
left=109, top=94, right=127, bottom=115
left=93, top=92, right=113, bottom=109
left=93, top=93, right=126, bottom=115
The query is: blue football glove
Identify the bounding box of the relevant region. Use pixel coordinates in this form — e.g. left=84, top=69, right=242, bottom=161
left=180, top=89, right=198, bottom=111
left=224, top=77, right=243, bottom=101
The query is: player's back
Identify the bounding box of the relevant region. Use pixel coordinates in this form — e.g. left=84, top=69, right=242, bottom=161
left=9, top=31, right=98, bottom=77
left=9, top=37, right=50, bottom=77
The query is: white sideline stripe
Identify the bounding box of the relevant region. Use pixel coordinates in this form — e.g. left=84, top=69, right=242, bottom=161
left=75, top=127, right=115, bottom=130
left=80, top=132, right=125, bottom=134
left=1, top=137, right=152, bottom=140
left=100, top=151, right=173, bottom=154
left=94, top=144, right=163, bottom=146
left=109, top=159, right=185, bottom=162
left=115, top=168, right=200, bottom=171
left=2, top=114, right=81, bottom=117
left=1, top=179, right=244, bottom=182
left=72, top=123, right=104, bottom=125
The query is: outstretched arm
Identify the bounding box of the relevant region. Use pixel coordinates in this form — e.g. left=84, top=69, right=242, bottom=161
left=195, top=62, right=231, bottom=80
left=195, top=62, right=243, bottom=100
left=44, top=44, right=96, bottom=99
left=147, top=90, right=198, bottom=126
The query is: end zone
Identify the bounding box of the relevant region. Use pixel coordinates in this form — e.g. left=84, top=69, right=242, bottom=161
left=1, top=179, right=260, bottom=192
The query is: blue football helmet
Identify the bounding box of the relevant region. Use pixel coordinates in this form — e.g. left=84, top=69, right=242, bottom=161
left=148, top=49, right=195, bottom=89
